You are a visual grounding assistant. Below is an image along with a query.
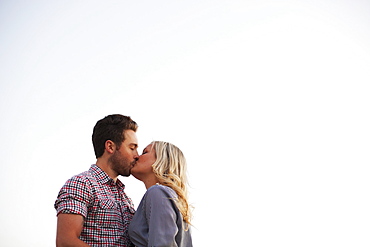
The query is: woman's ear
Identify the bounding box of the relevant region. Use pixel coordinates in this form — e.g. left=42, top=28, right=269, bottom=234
left=105, top=140, right=116, bottom=154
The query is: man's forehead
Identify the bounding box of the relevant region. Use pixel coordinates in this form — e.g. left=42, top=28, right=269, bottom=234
left=123, top=130, right=138, bottom=144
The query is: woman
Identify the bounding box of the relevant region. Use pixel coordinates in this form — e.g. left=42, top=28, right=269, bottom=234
left=128, top=141, right=193, bottom=247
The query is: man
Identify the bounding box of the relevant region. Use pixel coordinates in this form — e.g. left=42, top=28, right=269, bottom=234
left=54, top=114, right=139, bottom=246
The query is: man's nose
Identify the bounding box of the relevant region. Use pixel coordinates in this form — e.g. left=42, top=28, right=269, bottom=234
left=133, top=153, right=139, bottom=161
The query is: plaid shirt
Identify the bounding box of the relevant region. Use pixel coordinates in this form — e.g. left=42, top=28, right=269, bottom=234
left=54, top=164, right=135, bottom=247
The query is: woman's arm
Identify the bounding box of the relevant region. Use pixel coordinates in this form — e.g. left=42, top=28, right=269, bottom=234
left=145, top=186, right=179, bottom=247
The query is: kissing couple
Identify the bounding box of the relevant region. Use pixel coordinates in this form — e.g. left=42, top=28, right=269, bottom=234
left=55, top=114, right=193, bottom=247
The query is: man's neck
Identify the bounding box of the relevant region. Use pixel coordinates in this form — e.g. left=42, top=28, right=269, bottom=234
left=96, top=158, right=118, bottom=182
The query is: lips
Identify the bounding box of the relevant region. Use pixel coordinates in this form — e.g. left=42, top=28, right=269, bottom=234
left=131, top=160, right=137, bottom=167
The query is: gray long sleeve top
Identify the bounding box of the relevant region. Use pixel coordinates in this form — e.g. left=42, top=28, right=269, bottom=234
left=128, top=184, right=193, bottom=247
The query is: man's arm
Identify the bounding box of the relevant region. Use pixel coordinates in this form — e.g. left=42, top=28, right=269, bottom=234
left=56, top=213, right=90, bottom=247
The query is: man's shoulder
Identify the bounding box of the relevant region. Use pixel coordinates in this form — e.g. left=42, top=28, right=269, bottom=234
left=63, top=166, right=97, bottom=187
left=75, top=169, right=95, bottom=180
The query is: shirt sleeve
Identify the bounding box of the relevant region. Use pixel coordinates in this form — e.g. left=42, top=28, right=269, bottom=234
left=145, top=186, right=179, bottom=247
left=54, top=176, right=92, bottom=218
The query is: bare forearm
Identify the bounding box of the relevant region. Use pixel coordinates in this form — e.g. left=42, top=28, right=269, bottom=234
left=56, top=238, right=91, bottom=247
left=56, top=214, right=90, bottom=247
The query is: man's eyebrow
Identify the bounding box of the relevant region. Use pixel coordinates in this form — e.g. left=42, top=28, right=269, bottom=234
left=129, top=143, right=138, bottom=148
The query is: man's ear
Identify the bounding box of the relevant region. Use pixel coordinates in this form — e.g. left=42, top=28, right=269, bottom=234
left=105, top=140, right=116, bottom=154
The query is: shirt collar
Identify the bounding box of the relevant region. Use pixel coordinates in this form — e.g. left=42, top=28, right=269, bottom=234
left=89, top=164, right=125, bottom=188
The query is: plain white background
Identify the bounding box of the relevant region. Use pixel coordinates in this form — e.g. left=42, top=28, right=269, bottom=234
left=1, top=0, right=370, bottom=246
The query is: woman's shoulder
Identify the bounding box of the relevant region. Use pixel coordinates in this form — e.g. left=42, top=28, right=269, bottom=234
left=146, top=184, right=177, bottom=199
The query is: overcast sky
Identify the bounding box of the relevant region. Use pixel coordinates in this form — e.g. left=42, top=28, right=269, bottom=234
left=1, top=0, right=370, bottom=246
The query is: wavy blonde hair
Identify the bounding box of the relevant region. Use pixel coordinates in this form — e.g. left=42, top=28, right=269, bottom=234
left=151, top=141, right=192, bottom=227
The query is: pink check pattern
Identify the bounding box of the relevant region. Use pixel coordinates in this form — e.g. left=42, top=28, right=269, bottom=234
left=55, top=164, right=135, bottom=247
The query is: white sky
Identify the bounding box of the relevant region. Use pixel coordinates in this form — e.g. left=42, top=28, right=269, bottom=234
left=1, top=0, right=370, bottom=246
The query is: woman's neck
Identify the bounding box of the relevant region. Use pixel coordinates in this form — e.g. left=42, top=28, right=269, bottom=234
left=143, top=174, right=159, bottom=190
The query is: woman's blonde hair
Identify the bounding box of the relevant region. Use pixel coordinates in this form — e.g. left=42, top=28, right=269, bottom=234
left=151, top=141, right=192, bottom=227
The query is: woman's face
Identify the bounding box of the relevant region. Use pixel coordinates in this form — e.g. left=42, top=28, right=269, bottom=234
left=131, top=143, right=156, bottom=179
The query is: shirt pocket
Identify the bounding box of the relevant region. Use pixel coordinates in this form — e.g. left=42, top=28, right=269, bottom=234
left=99, top=198, right=117, bottom=209
left=122, top=197, right=136, bottom=214
left=92, top=197, right=122, bottom=229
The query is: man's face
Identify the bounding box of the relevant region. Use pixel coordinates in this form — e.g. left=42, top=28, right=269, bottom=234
left=109, top=130, right=139, bottom=177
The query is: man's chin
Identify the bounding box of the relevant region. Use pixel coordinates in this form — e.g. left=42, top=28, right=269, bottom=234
left=121, top=171, right=131, bottom=177
left=118, top=168, right=132, bottom=177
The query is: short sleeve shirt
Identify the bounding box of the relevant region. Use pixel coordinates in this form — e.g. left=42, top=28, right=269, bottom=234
left=54, top=164, right=135, bottom=247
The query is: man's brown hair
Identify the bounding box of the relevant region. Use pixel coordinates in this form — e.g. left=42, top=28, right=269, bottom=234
left=92, top=114, right=138, bottom=158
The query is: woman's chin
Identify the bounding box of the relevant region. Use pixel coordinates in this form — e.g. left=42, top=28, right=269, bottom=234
left=130, top=169, right=141, bottom=180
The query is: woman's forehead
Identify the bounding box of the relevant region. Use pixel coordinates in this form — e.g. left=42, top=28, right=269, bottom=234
left=143, top=143, right=154, bottom=151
